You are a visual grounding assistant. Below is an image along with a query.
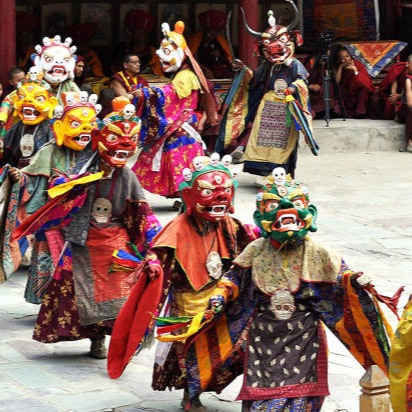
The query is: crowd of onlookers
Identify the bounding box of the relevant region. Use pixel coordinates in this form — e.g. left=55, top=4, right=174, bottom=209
left=306, top=45, right=412, bottom=152
left=1, top=39, right=412, bottom=153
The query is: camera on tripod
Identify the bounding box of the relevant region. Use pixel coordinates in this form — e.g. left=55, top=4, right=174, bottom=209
left=318, top=32, right=335, bottom=56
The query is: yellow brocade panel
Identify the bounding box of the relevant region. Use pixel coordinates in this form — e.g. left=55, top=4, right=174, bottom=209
left=172, top=69, right=201, bottom=100
left=390, top=296, right=412, bottom=412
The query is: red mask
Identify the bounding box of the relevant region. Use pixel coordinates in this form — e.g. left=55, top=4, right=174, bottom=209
left=181, top=169, right=235, bottom=222
left=92, top=119, right=140, bottom=168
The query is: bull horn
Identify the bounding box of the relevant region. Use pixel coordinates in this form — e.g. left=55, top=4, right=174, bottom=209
left=285, top=0, right=299, bottom=31
left=240, top=6, right=262, bottom=38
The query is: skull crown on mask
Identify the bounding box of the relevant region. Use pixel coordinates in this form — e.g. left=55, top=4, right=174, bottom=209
left=32, top=35, right=77, bottom=84
left=13, top=76, right=58, bottom=126
left=179, top=155, right=239, bottom=223
left=52, top=91, right=98, bottom=151
left=91, top=96, right=141, bottom=168
left=253, top=167, right=318, bottom=247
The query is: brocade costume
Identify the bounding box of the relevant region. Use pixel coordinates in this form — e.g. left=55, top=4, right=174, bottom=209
left=0, top=141, right=94, bottom=299
left=31, top=166, right=161, bottom=343
left=0, top=120, right=54, bottom=168
left=108, top=213, right=259, bottom=391
left=132, top=66, right=205, bottom=197
left=188, top=237, right=392, bottom=411
left=216, top=55, right=313, bottom=178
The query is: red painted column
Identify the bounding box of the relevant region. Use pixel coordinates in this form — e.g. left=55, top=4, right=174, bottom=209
left=238, top=0, right=259, bottom=69
left=0, top=0, right=16, bottom=88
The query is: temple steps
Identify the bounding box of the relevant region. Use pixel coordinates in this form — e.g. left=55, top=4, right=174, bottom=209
left=300, top=119, right=405, bottom=154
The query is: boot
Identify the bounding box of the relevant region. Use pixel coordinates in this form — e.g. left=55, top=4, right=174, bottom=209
left=89, top=337, right=107, bottom=359
left=180, top=390, right=207, bottom=411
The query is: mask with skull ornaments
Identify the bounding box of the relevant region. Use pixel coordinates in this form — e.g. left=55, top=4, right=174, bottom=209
left=32, top=35, right=77, bottom=84
left=253, top=167, right=317, bottom=248
left=52, top=91, right=98, bottom=151
left=13, top=77, right=58, bottom=126
left=179, top=156, right=238, bottom=223
left=91, top=96, right=141, bottom=168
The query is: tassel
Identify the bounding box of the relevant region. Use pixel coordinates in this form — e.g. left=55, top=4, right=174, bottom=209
left=366, top=285, right=405, bottom=320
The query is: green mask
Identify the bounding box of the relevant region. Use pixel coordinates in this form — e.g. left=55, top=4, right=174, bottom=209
left=253, top=170, right=317, bottom=246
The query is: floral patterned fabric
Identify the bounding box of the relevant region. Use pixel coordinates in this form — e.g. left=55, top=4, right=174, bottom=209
left=31, top=167, right=161, bottom=342
left=132, top=69, right=204, bottom=198
left=184, top=238, right=392, bottom=408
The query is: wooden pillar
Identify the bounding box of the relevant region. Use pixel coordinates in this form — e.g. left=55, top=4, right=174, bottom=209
left=359, top=365, right=390, bottom=412
left=238, top=0, right=259, bottom=69
left=0, top=0, right=16, bottom=87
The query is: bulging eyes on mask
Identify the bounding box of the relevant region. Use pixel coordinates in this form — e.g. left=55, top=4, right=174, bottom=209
left=253, top=169, right=318, bottom=245
left=93, top=120, right=140, bottom=168
left=181, top=170, right=236, bottom=222
left=53, top=106, right=97, bottom=150
left=14, top=82, right=57, bottom=125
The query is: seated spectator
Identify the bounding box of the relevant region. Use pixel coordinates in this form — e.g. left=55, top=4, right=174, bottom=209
left=74, top=55, right=87, bottom=88
left=2, top=67, right=25, bottom=97
left=332, top=46, right=375, bottom=118
left=379, top=56, right=412, bottom=121
left=110, top=53, right=149, bottom=101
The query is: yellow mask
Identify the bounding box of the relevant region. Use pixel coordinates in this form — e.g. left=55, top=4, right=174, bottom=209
left=13, top=79, right=58, bottom=126
left=53, top=105, right=98, bottom=151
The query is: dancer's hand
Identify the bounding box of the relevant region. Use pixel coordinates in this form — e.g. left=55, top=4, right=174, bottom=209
left=9, top=167, right=21, bottom=182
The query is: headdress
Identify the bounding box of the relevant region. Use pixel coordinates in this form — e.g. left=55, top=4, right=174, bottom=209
left=178, top=154, right=239, bottom=191
left=32, top=35, right=77, bottom=62
left=160, top=21, right=218, bottom=125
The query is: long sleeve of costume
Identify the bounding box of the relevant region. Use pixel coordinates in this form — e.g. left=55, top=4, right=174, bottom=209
left=108, top=214, right=259, bottom=381
left=131, top=68, right=204, bottom=197
left=311, top=268, right=391, bottom=373
left=0, top=144, right=63, bottom=279
left=30, top=166, right=162, bottom=343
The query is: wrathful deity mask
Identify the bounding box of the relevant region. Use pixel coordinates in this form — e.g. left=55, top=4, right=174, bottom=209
left=32, top=35, right=77, bottom=84
left=53, top=92, right=98, bottom=151
left=13, top=77, right=58, bottom=125
left=253, top=167, right=317, bottom=246
left=156, top=21, right=186, bottom=73
left=180, top=155, right=238, bottom=223
left=92, top=97, right=141, bottom=168
left=241, top=1, right=302, bottom=65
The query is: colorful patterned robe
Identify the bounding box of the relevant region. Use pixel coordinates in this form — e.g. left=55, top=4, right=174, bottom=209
left=182, top=237, right=393, bottom=411
left=107, top=213, right=259, bottom=392
left=0, top=140, right=94, bottom=299
left=0, top=119, right=54, bottom=169
left=216, top=59, right=312, bottom=177
left=24, top=166, right=162, bottom=342
left=132, top=66, right=205, bottom=197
